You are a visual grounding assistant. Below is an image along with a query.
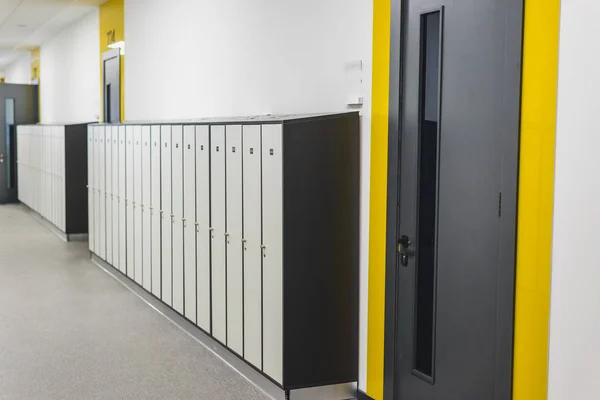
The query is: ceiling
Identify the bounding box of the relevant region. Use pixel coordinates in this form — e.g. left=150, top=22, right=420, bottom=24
left=0, top=0, right=107, bottom=70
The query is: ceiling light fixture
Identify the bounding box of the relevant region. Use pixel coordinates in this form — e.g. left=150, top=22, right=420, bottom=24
left=108, top=40, right=125, bottom=55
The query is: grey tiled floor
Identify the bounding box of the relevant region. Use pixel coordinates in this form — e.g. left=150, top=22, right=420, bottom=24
left=0, top=204, right=270, bottom=400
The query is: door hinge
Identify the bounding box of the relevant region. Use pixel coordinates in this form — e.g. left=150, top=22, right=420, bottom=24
left=498, top=191, right=502, bottom=217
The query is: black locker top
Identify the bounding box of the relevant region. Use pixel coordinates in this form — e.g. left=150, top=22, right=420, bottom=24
left=88, top=112, right=359, bottom=127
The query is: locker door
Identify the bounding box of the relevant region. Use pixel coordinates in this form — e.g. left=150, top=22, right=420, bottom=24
left=99, top=126, right=107, bottom=259
left=210, top=125, right=227, bottom=343
left=106, top=127, right=113, bottom=264
left=195, top=125, right=211, bottom=332
left=261, top=124, right=283, bottom=383
left=226, top=125, right=243, bottom=355
left=94, top=127, right=101, bottom=254
left=172, top=125, right=184, bottom=315
left=242, top=125, right=262, bottom=368
left=50, top=129, right=55, bottom=225
left=183, top=125, right=196, bottom=322
left=151, top=126, right=162, bottom=297
left=88, top=127, right=95, bottom=251
left=126, top=126, right=135, bottom=279
left=112, top=127, right=119, bottom=268
left=142, top=126, right=152, bottom=291
left=161, top=126, right=172, bottom=306
left=134, top=126, right=143, bottom=285
left=118, top=126, right=127, bottom=274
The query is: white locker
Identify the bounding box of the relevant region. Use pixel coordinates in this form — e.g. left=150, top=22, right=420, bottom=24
left=112, top=126, right=119, bottom=268
left=226, top=125, right=243, bottom=355
left=183, top=125, right=196, bottom=322
left=50, top=129, right=55, bottom=225
left=150, top=126, right=162, bottom=297
left=118, top=126, right=127, bottom=274
left=99, top=126, right=106, bottom=260
left=261, top=124, right=284, bottom=384
left=242, top=125, right=262, bottom=368
left=195, top=125, right=211, bottom=332
left=172, top=125, right=184, bottom=315
left=134, top=126, right=143, bottom=285
left=94, top=127, right=101, bottom=255
left=142, top=126, right=152, bottom=291
left=106, top=127, right=113, bottom=265
left=88, top=128, right=95, bottom=252
left=126, top=126, right=135, bottom=279
left=210, top=125, right=227, bottom=343
left=161, top=126, right=173, bottom=306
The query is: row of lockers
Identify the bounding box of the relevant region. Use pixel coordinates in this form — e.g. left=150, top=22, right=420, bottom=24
left=17, top=123, right=88, bottom=235
left=88, top=113, right=360, bottom=390
left=17, top=125, right=66, bottom=230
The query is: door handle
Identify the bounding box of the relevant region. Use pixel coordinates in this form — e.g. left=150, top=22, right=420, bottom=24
left=398, top=235, right=414, bottom=267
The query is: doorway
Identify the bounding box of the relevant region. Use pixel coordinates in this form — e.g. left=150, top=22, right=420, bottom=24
left=383, top=0, right=523, bottom=399
left=103, top=49, right=121, bottom=123
left=0, top=84, right=38, bottom=204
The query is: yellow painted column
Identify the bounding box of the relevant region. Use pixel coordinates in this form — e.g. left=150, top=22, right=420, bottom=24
left=366, top=0, right=391, bottom=398
left=99, top=0, right=125, bottom=121
left=512, top=1, right=560, bottom=399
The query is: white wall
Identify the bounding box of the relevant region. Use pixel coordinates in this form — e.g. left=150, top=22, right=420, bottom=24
left=4, top=53, right=31, bottom=84
left=548, top=1, right=600, bottom=399
left=125, top=0, right=373, bottom=389
left=40, top=8, right=100, bottom=124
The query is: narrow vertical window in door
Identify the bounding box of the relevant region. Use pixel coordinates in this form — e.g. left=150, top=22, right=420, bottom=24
left=414, top=8, right=443, bottom=381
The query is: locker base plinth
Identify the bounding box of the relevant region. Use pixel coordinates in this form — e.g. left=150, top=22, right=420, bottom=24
left=23, top=203, right=87, bottom=243
left=89, top=253, right=358, bottom=400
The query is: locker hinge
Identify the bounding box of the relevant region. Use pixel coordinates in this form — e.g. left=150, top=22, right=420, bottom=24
left=498, top=191, right=502, bottom=217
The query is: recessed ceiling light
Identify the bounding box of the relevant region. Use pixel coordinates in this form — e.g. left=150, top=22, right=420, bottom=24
left=17, top=24, right=26, bottom=28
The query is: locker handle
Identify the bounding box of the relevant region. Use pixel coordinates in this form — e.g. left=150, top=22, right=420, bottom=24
left=261, top=245, right=267, bottom=258
left=224, top=232, right=230, bottom=237
left=241, top=238, right=247, bottom=243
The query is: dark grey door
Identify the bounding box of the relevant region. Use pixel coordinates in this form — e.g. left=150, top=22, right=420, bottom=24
left=0, top=84, right=38, bottom=204
left=390, top=0, right=522, bottom=399
left=103, top=49, right=120, bottom=123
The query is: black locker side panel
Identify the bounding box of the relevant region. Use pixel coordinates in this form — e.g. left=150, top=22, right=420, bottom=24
left=281, top=113, right=360, bottom=388
left=64, top=123, right=89, bottom=234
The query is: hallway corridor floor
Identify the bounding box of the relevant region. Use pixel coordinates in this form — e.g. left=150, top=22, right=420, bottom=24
left=0, top=204, right=270, bottom=400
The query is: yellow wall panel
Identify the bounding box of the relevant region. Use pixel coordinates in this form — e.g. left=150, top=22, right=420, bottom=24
left=513, top=0, right=560, bottom=399
left=99, top=0, right=125, bottom=121
left=366, top=0, right=390, bottom=398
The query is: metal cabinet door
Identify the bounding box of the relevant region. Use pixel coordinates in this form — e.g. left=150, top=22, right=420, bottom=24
left=99, top=126, right=106, bottom=259
left=172, top=125, right=184, bottom=315
left=242, top=125, right=262, bottom=368
left=88, top=127, right=95, bottom=252
left=106, top=127, right=113, bottom=264
left=112, top=127, right=119, bottom=269
left=195, top=125, right=211, bottom=332
left=183, top=125, right=196, bottom=322
left=142, top=126, right=152, bottom=291
left=161, top=126, right=172, bottom=306
left=261, top=124, right=283, bottom=384
left=126, top=126, right=135, bottom=279
left=210, top=125, right=227, bottom=343
left=134, top=126, right=143, bottom=285
left=151, top=126, right=162, bottom=298
left=226, top=125, right=243, bottom=355
left=95, top=128, right=102, bottom=252
left=118, top=126, right=127, bottom=274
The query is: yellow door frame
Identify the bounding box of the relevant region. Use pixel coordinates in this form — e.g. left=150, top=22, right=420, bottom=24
left=365, top=0, right=560, bottom=398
